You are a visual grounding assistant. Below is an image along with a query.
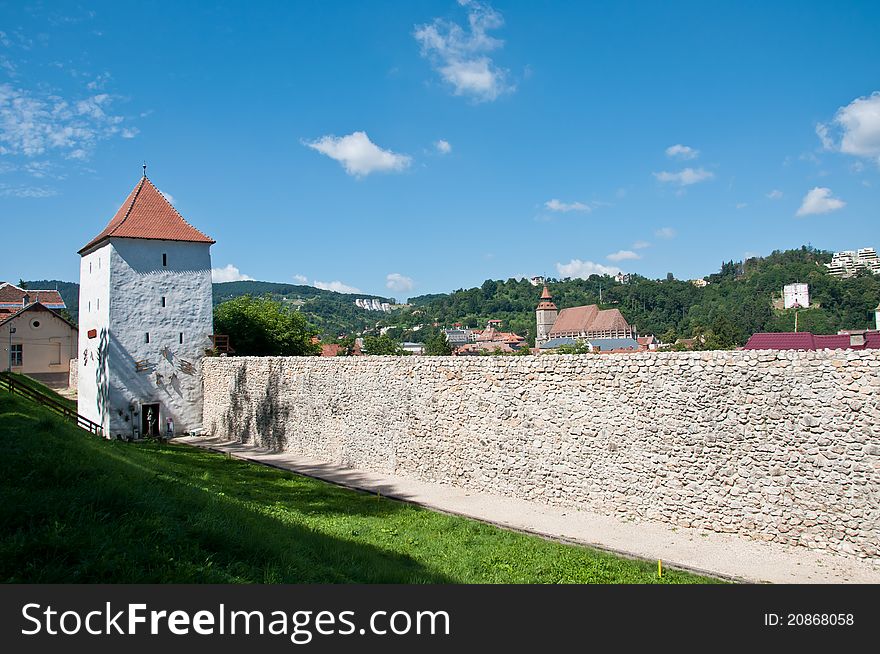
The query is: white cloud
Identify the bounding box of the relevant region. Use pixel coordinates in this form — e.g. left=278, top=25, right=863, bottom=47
left=386, top=272, right=414, bottom=293
left=653, top=167, right=714, bottom=186
left=555, top=259, right=620, bottom=279
left=0, top=183, right=58, bottom=198
left=655, top=227, right=676, bottom=239
left=606, top=250, right=641, bottom=262
left=767, top=189, right=783, bottom=200
left=632, top=240, right=651, bottom=250
left=314, top=280, right=361, bottom=294
left=795, top=187, right=846, bottom=217
left=544, top=198, right=590, bottom=213
left=735, top=202, right=748, bottom=209
left=434, top=139, right=452, bottom=154
left=665, top=144, right=699, bottom=160
left=293, top=274, right=309, bottom=284
left=817, top=92, right=880, bottom=160
left=0, top=82, right=136, bottom=160
left=211, top=264, right=254, bottom=282
left=159, top=190, right=174, bottom=205
left=305, top=131, right=411, bottom=177
left=414, top=0, right=513, bottom=102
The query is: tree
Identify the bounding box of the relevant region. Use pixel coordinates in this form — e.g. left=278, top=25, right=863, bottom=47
left=362, top=334, right=405, bottom=355
left=424, top=331, right=453, bottom=356
left=552, top=339, right=594, bottom=354
left=213, top=294, right=320, bottom=356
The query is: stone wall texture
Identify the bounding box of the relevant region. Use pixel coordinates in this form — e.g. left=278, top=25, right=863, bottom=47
left=68, top=358, right=78, bottom=391
left=203, top=350, right=880, bottom=559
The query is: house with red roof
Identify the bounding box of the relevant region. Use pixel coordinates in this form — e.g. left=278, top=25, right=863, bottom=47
left=743, top=331, right=880, bottom=351
left=1, top=283, right=78, bottom=387
left=77, top=173, right=215, bottom=439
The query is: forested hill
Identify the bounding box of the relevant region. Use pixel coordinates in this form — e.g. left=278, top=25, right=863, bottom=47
left=212, top=281, right=395, bottom=336
left=23, top=247, right=880, bottom=346
left=394, top=247, right=880, bottom=347
left=21, top=279, right=395, bottom=337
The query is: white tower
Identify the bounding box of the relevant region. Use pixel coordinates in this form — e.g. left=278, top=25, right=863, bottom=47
left=77, top=174, right=215, bottom=439
left=875, top=302, right=880, bottom=331
left=535, top=285, right=558, bottom=347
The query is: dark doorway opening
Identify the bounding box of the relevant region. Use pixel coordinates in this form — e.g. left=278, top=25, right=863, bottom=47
left=141, top=403, right=160, bottom=438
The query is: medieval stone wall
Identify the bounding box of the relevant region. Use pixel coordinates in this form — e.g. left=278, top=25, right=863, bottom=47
left=203, top=350, right=880, bottom=559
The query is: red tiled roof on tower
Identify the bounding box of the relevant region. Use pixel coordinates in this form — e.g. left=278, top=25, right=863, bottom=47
left=79, top=176, right=215, bottom=254
left=537, top=285, right=557, bottom=310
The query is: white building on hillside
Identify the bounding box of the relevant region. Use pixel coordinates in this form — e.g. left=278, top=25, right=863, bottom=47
left=783, top=283, right=810, bottom=309
left=826, top=248, right=880, bottom=278
left=77, top=173, right=215, bottom=439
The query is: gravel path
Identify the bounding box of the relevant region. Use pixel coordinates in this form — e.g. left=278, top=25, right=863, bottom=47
left=175, top=435, right=880, bottom=584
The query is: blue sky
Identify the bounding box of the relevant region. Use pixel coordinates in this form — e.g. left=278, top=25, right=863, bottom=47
left=1, top=0, right=879, bottom=301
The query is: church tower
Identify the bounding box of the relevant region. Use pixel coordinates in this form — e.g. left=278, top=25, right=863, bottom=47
left=77, top=173, right=215, bottom=439
left=535, top=285, right=558, bottom=347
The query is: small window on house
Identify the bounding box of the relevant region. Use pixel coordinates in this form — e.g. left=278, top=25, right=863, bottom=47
left=145, top=332, right=150, bottom=344
left=97, top=298, right=100, bottom=311
left=179, top=332, right=184, bottom=344
left=162, top=253, right=167, bottom=267
left=88, top=301, right=91, bottom=312
left=161, top=296, right=166, bottom=307
left=10, top=344, right=22, bottom=367
left=89, top=262, right=92, bottom=273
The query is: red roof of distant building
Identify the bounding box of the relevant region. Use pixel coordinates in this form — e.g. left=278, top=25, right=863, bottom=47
left=321, top=344, right=342, bottom=357
left=79, top=176, right=214, bottom=254
left=0, top=282, right=65, bottom=309
left=743, top=331, right=880, bottom=350
left=549, top=305, right=631, bottom=336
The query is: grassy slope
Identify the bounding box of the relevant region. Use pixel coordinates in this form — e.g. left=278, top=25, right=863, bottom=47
left=0, top=393, right=716, bottom=584
left=3, top=372, right=77, bottom=412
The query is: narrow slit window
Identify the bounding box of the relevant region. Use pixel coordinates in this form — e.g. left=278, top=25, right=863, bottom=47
left=145, top=332, right=150, bottom=344
left=161, top=296, right=166, bottom=307
left=162, top=253, right=167, bottom=267
left=179, top=332, right=184, bottom=344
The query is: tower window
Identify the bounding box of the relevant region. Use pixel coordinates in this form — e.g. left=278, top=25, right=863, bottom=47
left=162, top=253, right=167, bottom=267
left=179, top=332, right=184, bottom=344
left=161, top=296, right=166, bottom=307
left=145, top=332, right=150, bottom=344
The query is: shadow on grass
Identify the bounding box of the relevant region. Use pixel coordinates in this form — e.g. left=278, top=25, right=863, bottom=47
left=0, top=394, right=452, bottom=583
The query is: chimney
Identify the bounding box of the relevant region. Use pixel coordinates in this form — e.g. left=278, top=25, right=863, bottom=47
left=850, top=333, right=865, bottom=347
left=22, top=294, right=30, bottom=307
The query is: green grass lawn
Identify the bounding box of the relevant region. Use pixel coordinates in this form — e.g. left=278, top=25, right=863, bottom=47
left=0, top=392, right=718, bottom=584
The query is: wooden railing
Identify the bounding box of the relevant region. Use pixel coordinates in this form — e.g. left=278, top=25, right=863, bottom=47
left=0, top=373, right=103, bottom=436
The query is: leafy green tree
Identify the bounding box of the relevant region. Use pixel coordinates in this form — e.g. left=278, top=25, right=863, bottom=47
left=363, top=334, right=405, bottom=355
left=424, top=331, right=453, bottom=356
left=213, top=294, right=320, bottom=356
left=552, top=339, right=594, bottom=354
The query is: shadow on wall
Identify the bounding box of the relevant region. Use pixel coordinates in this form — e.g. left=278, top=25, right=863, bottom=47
left=95, top=327, right=110, bottom=428
left=254, top=360, right=289, bottom=451
left=223, top=363, right=253, bottom=443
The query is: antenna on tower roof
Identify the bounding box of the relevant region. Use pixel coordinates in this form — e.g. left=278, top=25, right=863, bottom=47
left=142, top=161, right=147, bottom=178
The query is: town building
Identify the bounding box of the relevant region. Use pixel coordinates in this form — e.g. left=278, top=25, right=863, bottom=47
left=0, top=282, right=67, bottom=317
left=534, top=285, right=636, bottom=347
left=783, top=283, right=810, bottom=309
left=77, top=173, right=215, bottom=439
left=1, top=298, right=78, bottom=387
left=538, top=336, right=640, bottom=353
left=743, top=331, right=880, bottom=350
left=825, top=247, right=880, bottom=278
left=690, top=278, right=709, bottom=288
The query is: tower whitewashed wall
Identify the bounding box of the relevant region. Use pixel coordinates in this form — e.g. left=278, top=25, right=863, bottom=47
left=77, top=176, right=214, bottom=439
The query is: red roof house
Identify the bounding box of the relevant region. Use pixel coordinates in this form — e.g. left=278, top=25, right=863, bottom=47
left=743, top=331, right=880, bottom=350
